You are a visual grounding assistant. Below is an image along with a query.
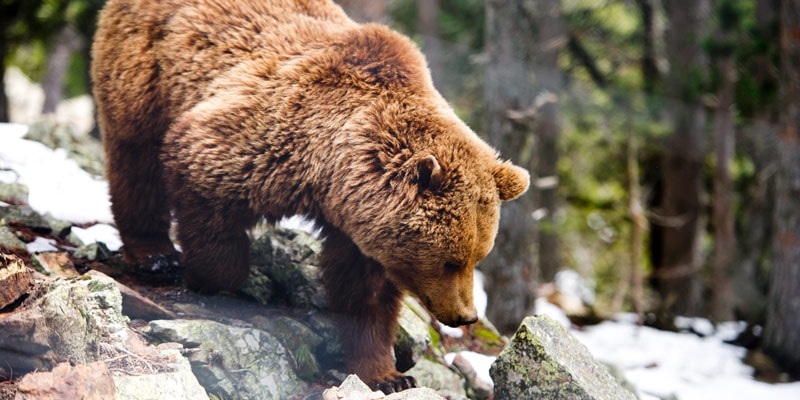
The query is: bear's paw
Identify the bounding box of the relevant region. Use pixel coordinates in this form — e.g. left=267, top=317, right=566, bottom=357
left=373, top=374, right=417, bottom=394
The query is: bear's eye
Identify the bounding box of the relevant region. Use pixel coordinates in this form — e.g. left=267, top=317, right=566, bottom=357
left=444, top=262, right=461, bottom=273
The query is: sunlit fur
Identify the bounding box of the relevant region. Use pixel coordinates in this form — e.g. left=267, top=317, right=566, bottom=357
left=92, top=0, right=529, bottom=390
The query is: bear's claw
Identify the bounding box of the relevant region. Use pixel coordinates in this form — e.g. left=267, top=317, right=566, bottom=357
left=374, top=375, right=417, bottom=394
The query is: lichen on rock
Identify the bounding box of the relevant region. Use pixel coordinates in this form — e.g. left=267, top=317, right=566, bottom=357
left=490, top=315, right=637, bottom=400
left=146, top=318, right=307, bottom=399
left=0, top=273, right=129, bottom=378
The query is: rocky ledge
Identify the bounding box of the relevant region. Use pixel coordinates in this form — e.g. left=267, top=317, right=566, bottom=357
left=0, top=180, right=635, bottom=399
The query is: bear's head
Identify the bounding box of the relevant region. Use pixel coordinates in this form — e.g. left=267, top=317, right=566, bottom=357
left=336, top=92, right=530, bottom=328
left=315, top=25, right=530, bottom=326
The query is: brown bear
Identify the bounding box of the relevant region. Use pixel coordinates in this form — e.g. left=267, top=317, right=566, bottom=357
left=91, top=0, right=529, bottom=392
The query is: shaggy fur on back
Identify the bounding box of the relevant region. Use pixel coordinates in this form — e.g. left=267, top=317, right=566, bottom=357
left=92, top=0, right=529, bottom=391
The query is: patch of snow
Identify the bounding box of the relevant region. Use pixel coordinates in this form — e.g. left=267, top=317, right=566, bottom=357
left=0, top=122, right=28, bottom=139
left=439, top=324, right=464, bottom=339
left=571, top=317, right=800, bottom=400
left=473, top=269, right=487, bottom=318
left=534, top=297, right=571, bottom=328
left=555, top=269, right=595, bottom=305
left=675, top=316, right=716, bottom=337
left=0, top=123, right=113, bottom=224
left=26, top=237, right=59, bottom=253
left=278, top=214, right=321, bottom=237
left=444, top=351, right=496, bottom=388
left=71, top=224, right=122, bottom=251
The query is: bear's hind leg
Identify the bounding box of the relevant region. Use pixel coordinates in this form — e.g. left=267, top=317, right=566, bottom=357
left=104, top=138, right=178, bottom=270
left=320, top=229, right=416, bottom=393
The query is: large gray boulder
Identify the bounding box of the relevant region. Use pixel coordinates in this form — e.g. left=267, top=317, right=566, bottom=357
left=146, top=318, right=307, bottom=399
left=406, top=358, right=468, bottom=400
left=0, top=181, right=29, bottom=205
left=0, top=225, right=27, bottom=251
left=244, top=227, right=326, bottom=309
left=394, top=297, right=432, bottom=372
left=0, top=274, right=129, bottom=378
left=323, top=374, right=447, bottom=400
left=491, top=315, right=636, bottom=400
left=114, top=348, right=209, bottom=400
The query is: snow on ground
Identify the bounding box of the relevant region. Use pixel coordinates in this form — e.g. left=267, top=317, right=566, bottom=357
left=0, top=123, right=113, bottom=224
left=72, top=223, right=123, bottom=252
left=2, top=122, right=800, bottom=400
left=571, top=314, right=800, bottom=400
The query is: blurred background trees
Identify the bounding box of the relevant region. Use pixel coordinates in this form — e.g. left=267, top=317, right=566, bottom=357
left=1, top=0, right=798, bottom=377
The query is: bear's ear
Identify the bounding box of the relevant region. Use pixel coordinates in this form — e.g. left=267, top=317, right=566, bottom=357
left=494, top=162, right=530, bottom=201
left=417, top=155, right=444, bottom=191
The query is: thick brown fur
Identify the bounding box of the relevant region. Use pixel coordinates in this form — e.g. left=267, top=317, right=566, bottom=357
left=91, top=0, right=529, bottom=391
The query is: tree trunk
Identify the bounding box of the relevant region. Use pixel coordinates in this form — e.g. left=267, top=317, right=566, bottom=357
left=533, top=1, right=563, bottom=283
left=763, top=0, right=800, bottom=375
left=731, top=0, right=779, bottom=325
left=612, top=124, right=647, bottom=321
left=483, top=0, right=563, bottom=334
left=710, top=55, right=736, bottom=322
left=650, top=0, right=710, bottom=325
left=417, top=0, right=443, bottom=88
left=636, top=0, right=660, bottom=93
left=0, top=26, right=9, bottom=123
left=42, top=25, right=83, bottom=114
left=335, top=0, right=387, bottom=23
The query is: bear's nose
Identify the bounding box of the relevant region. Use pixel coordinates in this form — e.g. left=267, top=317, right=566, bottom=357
left=456, top=315, right=479, bottom=326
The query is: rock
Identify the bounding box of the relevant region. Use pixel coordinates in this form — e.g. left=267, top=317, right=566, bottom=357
left=303, top=311, right=344, bottom=368
left=402, top=295, right=432, bottom=325
left=246, top=227, right=326, bottom=309
left=394, top=297, right=432, bottom=372
left=146, top=318, right=307, bottom=399
left=0, top=274, right=129, bottom=378
left=472, top=316, right=507, bottom=351
left=0, top=181, right=28, bottom=205
left=25, top=118, right=105, bottom=176
left=13, top=361, right=116, bottom=400
left=73, top=242, right=113, bottom=261
left=323, top=374, right=449, bottom=400
left=323, top=374, right=384, bottom=400
left=0, top=253, right=32, bottom=309
left=252, top=315, right=323, bottom=381
left=0, top=204, right=51, bottom=233
left=31, top=252, right=78, bottom=277
left=41, top=215, right=73, bottom=238
left=87, top=270, right=176, bottom=321
left=490, top=315, right=636, bottom=400
left=452, top=353, right=492, bottom=400
left=113, top=348, right=209, bottom=400
left=384, top=388, right=447, bottom=400
left=240, top=264, right=273, bottom=304
left=0, top=225, right=26, bottom=251
left=405, top=358, right=468, bottom=400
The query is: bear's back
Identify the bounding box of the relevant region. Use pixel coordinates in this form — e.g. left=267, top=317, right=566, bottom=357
left=92, top=0, right=360, bottom=131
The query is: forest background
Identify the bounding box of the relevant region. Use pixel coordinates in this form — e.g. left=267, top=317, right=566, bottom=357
left=1, top=0, right=798, bottom=379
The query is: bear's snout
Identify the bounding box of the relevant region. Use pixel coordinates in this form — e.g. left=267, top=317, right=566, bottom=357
left=439, top=305, right=478, bottom=327
left=455, top=314, right=479, bottom=326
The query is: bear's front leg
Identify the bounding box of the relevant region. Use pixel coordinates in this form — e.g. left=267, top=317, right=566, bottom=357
left=172, top=187, right=253, bottom=293
left=105, top=138, right=179, bottom=272
left=320, top=229, right=416, bottom=393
